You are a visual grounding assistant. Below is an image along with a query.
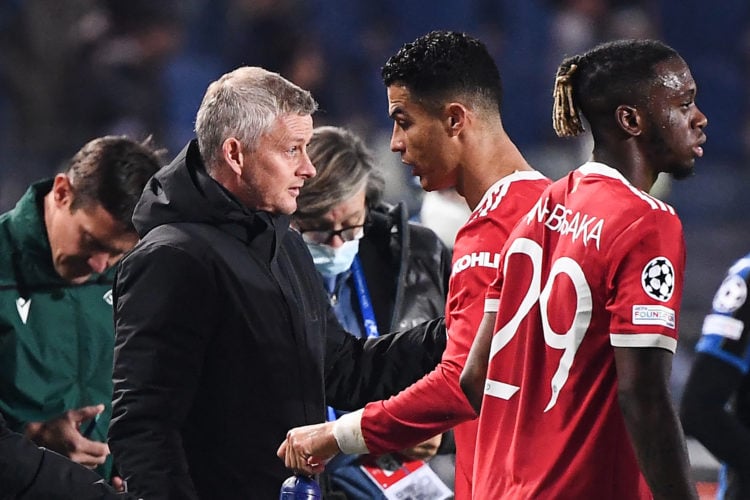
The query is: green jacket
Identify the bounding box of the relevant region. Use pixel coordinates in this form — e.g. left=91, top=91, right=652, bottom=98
left=0, top=180, right=115, bottom=478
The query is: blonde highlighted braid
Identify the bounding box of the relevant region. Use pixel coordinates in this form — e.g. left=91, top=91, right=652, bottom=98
left=552, top=58, right=584, bottom=137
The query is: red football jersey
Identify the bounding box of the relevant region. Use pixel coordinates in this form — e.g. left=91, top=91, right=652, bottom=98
left=473, top=162, right=685, bottom=499
left=361, top=171, right=551, bottom=499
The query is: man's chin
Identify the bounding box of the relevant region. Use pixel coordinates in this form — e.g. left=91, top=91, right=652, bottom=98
left=419, top=176, right=435, bottom=191
left=670, top=165, right=695, bottom=181
left=280, top=198, right=299, bottom=215
left=58, top=267, right=93, bottom=284
left=68, top=274, right=93, bottom=284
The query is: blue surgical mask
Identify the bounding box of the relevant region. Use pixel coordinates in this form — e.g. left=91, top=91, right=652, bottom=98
left=307, top=240, right=360, bottom=278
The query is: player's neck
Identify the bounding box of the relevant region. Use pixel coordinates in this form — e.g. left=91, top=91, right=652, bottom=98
left=460, top=134, right=533, bottom=210
left=592, top=148, right=658, bottom=192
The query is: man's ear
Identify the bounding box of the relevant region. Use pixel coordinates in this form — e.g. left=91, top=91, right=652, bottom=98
left=222, top=137, right=245, bottom=176
left=51, top=174, right=74, bottom=209
left=445, top=103, right=468, bottom=137
left=615, top=104, right=642, bottom=137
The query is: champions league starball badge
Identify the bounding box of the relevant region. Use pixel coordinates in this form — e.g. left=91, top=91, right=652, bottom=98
left=712, top=274, right=747, bottom=314
left=641, top=257, right=675, bottom=302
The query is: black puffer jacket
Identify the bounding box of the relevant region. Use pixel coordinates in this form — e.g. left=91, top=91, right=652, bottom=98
left=108, top=140, right=446, bottom=500
left=359, top=202, right=451, bottom=334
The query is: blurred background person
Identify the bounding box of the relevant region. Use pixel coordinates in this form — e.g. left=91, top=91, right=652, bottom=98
left=681, top=252, right=750, bottom=499
left=292, top=125, right=454, bottom=498
left=419, top=188, right=471, bottom=250
left=63, top=0, right=186, bottom=152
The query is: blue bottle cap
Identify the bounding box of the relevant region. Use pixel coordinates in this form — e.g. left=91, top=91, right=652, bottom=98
left=279, top=474, right=322, bottom=499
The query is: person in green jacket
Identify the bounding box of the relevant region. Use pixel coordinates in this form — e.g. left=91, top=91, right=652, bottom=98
left=0, top=135, right=161, bottom=486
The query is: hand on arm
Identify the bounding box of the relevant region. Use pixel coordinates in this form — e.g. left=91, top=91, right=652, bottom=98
left=615, top=347, right=698, bottom=500
left=460, top=312, right=496, bottom=412
left=25, top=404, right=109, bottom=468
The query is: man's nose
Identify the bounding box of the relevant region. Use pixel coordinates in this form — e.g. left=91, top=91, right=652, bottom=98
left=390, top=124, right=404, bottom=152
left=326, top=233, right=345, bottom=249
left=87, top=253, right=110, bottom=274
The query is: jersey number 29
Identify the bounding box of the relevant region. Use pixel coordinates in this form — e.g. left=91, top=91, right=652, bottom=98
left=485, top=237, right=593, bottom=412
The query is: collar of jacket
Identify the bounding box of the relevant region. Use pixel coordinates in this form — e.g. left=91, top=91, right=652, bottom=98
left=133, top=140, right=289, bottom=257
left=0, top=180, right=112, bottom=294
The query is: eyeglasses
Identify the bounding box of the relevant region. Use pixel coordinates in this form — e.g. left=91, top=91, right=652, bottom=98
left=298, top=224, right=366, bottom=245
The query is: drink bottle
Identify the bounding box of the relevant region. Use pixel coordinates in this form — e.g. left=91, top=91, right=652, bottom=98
left=279, top=474, right=322, bottom=499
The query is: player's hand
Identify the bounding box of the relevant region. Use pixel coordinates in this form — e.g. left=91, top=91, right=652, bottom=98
left=399, top=434, right=442, bottom=461
left=277, top=421, right=339, bottom=475
left=25, top=404, right=110, bottom=468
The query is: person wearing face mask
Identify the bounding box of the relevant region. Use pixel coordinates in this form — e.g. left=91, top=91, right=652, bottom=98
left=293, top=126, right=453, bottom=499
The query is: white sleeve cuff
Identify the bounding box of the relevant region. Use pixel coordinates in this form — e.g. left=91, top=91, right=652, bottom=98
left=332, top=408, right=369, bottom=455
left=484, top=298, right=500, bottom=313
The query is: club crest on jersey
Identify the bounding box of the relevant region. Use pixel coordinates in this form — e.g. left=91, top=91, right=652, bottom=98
left=712, top=274, right=747, bottom=314
left=641, top=257, right=675, bottom=302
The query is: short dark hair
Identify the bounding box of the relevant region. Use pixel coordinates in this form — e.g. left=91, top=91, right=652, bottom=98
left=553, top=39, right=681, bottom=137
left=66, top=136, right=163, bottom=230
left=382, top=30, right=503, bottom=115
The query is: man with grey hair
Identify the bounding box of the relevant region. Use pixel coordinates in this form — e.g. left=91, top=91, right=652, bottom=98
left=108, top=66, right=446, bottom=499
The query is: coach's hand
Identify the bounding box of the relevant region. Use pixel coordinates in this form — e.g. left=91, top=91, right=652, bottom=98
left=277, top=421, right=339, bottom=475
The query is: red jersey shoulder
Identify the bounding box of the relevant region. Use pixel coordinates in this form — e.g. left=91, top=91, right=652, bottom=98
left=465, top=173, right=550, bottom=226
left=569, top=169, right=678, bottom=220
left=521, top=170, right=682, bottom=252
left=452, top=174, right=549, bottom=282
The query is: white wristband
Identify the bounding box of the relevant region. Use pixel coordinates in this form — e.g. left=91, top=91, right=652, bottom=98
left=332, top=408, right=369, bottom=454
left=484, top=298, right=500, bottom=313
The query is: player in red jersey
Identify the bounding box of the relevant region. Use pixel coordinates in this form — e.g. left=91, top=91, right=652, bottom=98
left=461, top=39, right=707, bottom=499
left=278, top=31, right=550, bottom=499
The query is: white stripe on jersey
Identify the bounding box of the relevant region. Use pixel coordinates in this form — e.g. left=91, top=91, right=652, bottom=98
left=484, top=378, right=520, bottom=400
left=470, top=170, right=549, bottom=222
left=624, top=185, right=675, bottom=214
left=729, top=257, right=750, bottom=276
left=702, top=313, right=744, bottom=340
left=610, top=333, right=677, bottom=352
left=578, top=162, right=676, bottom=214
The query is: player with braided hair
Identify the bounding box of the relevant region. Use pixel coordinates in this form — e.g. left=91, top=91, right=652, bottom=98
left=462, top=39, right=707, bottom=499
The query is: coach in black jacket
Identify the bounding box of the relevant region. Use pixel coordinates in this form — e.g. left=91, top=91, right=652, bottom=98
left=108, top=66, right=446, bottom=500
